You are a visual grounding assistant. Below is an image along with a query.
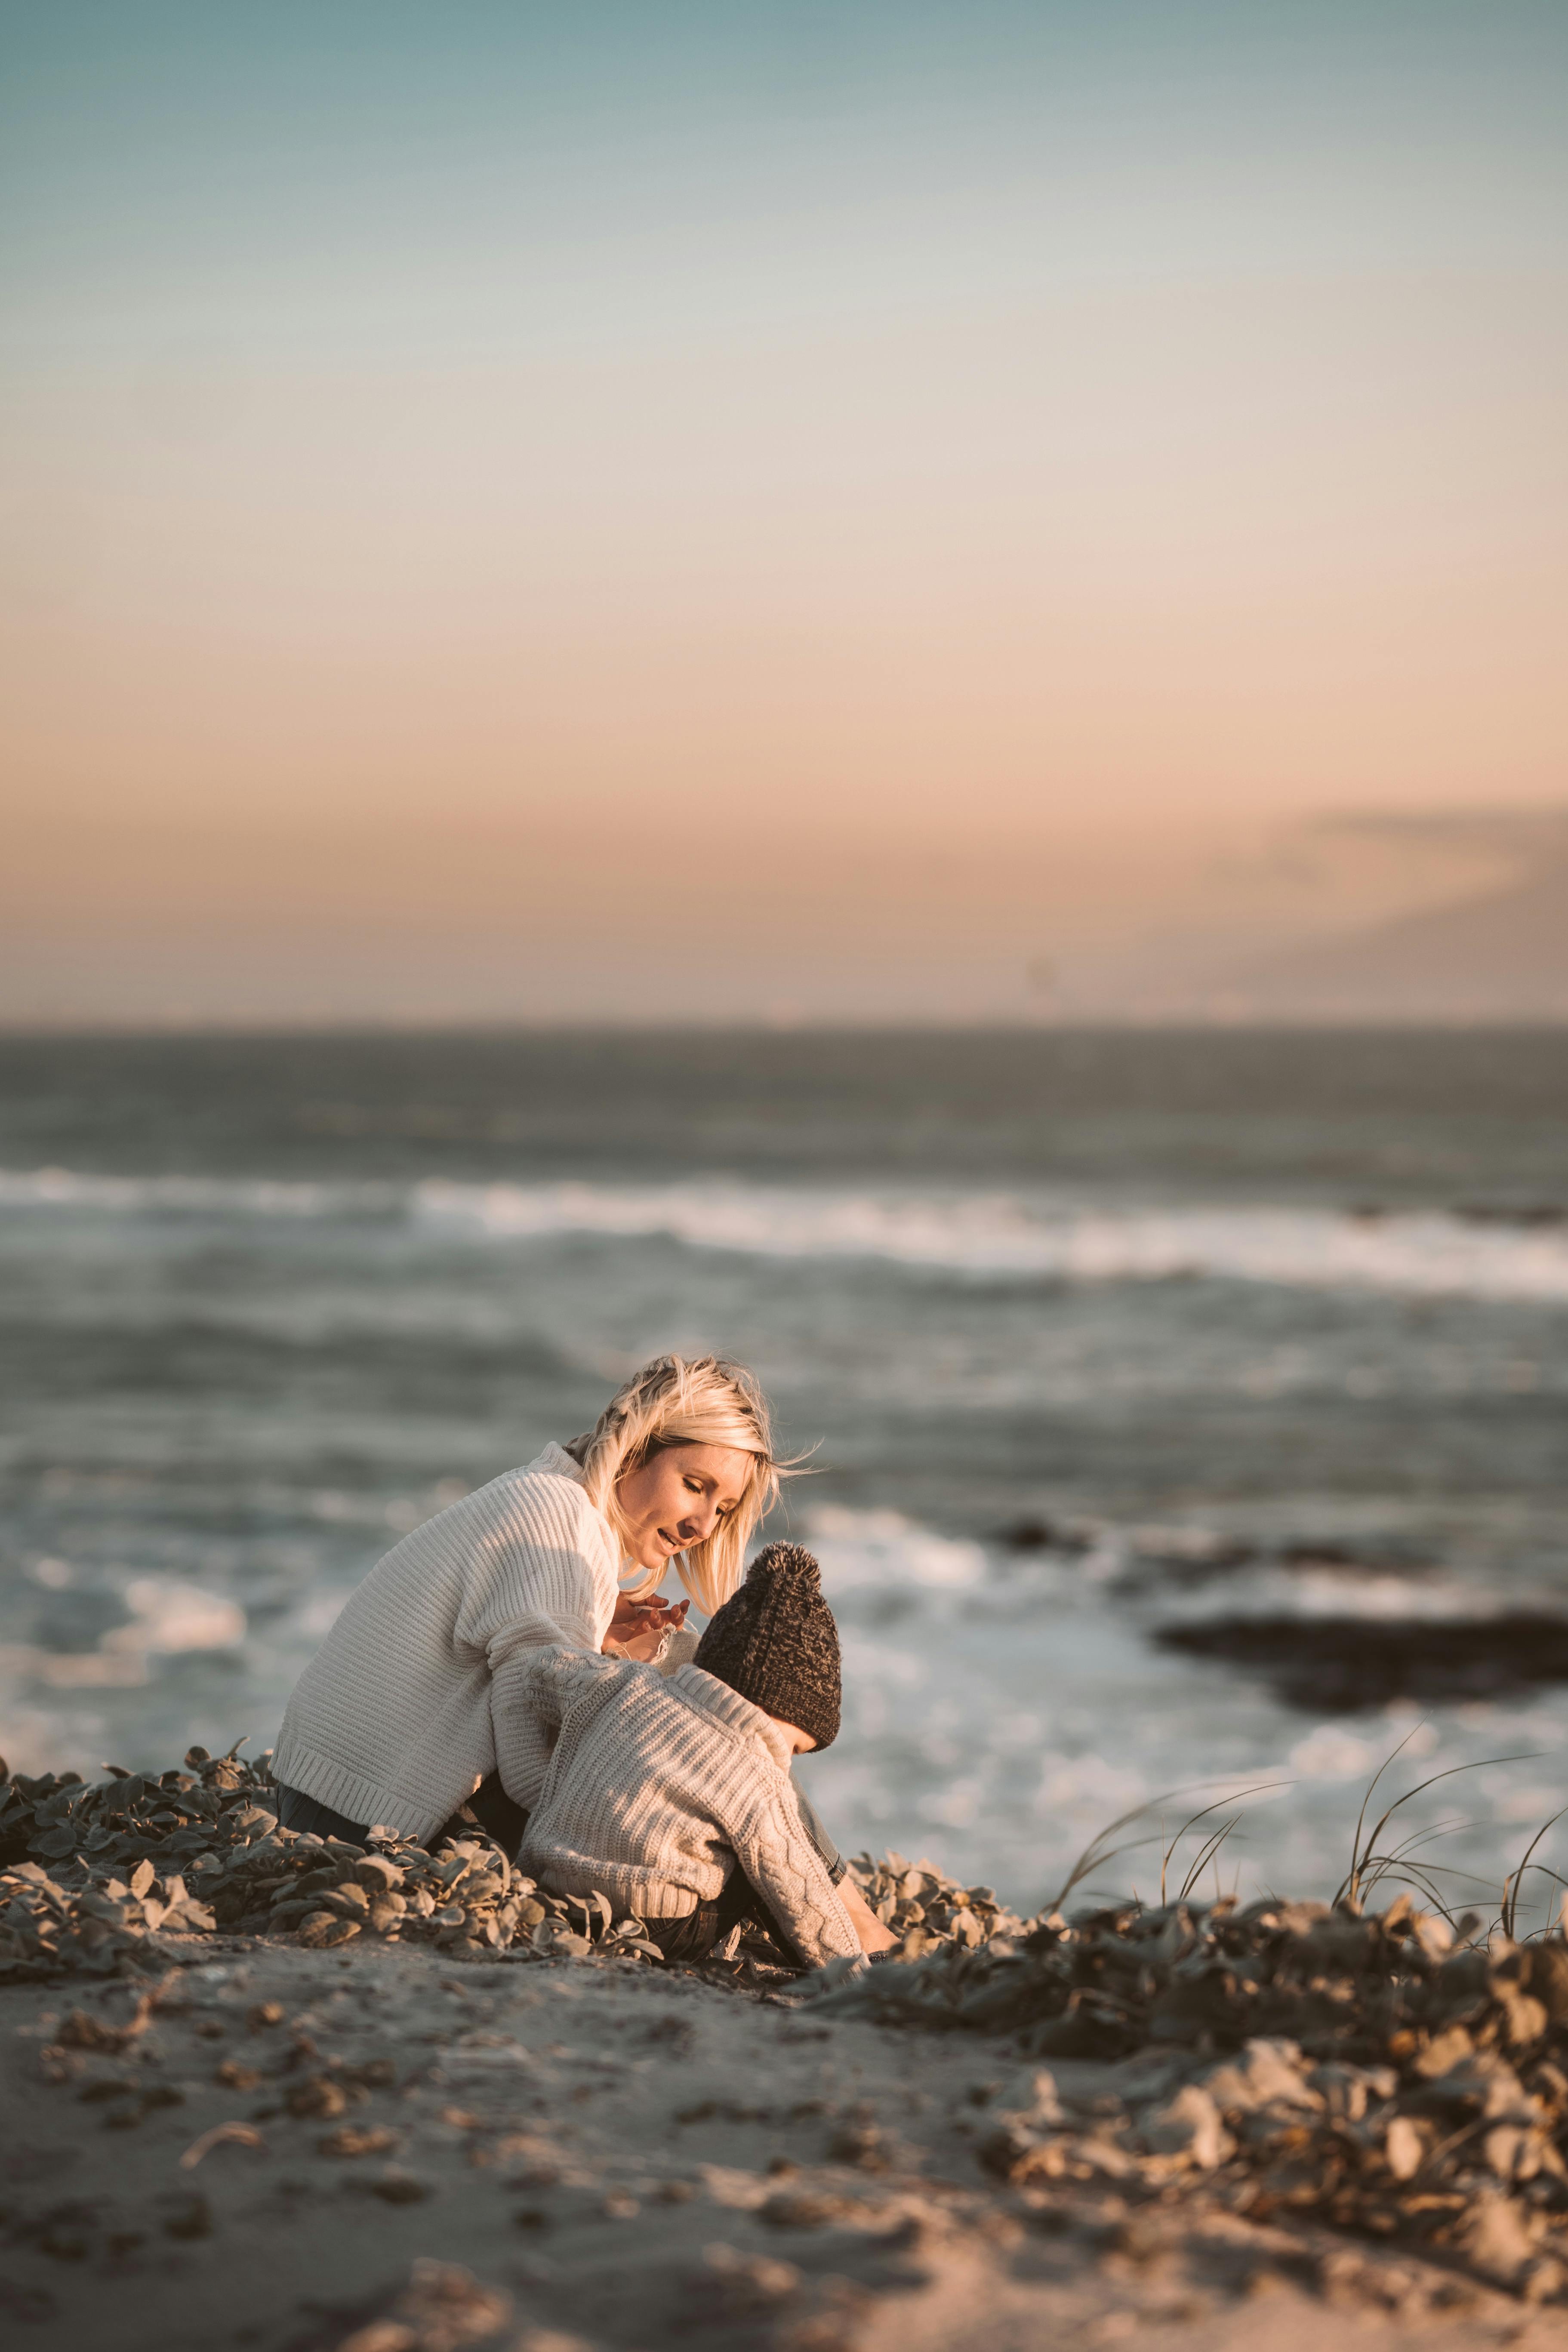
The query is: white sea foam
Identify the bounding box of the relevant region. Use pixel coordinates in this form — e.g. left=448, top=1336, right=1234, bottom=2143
left=805, top=1505, right=988, bottom=1592
left=415, top=1179, right=1568, bottom=1300
left=1150, top=1565, right=1524, bottom=1629
left=111, top=1578, right=247, bottom=1657
left=0, top=1167, right=381, bottom=1217
left=6, top=1163, right=1568, bottom=1300
left=0, top=1578, right=246, bottom=1692
left=1288, top=1727, right=1381, bottom=1781
left=793, top=1506, right=1568, bottom=1916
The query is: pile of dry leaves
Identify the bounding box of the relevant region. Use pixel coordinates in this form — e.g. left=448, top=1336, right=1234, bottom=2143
left=848, top=1850, right=1029, bottom=1957
left=814, top=1887, right=1568, bottom=2300
left=0, top=1746, right=666, bottom=1978
left=0, top=1751, right=1005, bottom=1983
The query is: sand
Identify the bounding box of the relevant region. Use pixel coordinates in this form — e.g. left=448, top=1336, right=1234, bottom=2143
left=4, top=1935, right=1562, bottom=2352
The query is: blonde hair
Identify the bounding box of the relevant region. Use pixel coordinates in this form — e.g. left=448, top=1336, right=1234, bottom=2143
left=568, top=1354, right=789, bottom=1616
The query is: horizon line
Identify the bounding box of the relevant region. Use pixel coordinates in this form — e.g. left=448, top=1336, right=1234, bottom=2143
left=4, top=1014, right=1568, bottom=1043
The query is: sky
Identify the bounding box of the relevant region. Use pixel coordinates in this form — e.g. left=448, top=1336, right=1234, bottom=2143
left=3, top=1, right=1565, bottom=1022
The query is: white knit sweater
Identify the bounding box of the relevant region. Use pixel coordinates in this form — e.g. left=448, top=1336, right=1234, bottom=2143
left=273, top=1444, right=620, bottom=1841
left=517, top=1648, right=860, bottom=1968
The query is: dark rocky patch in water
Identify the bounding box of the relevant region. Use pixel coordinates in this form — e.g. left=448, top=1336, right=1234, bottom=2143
left=1157, top=1611, right=1568, bottom=1712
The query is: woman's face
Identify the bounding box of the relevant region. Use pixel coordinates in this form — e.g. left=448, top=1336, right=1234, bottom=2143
left=616, top=1441, right=754, bottom=1575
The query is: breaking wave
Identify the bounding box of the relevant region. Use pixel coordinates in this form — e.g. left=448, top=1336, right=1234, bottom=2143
left=5, top=1165, right=1568, bottom=1300
left=0, top=1167, right=393, bottom=1217
left=416, top=1180, right=1568, bottom=1300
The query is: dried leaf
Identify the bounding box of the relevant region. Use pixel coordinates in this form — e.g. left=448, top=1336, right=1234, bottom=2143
left=180, top=2121, right=265, bottom=2169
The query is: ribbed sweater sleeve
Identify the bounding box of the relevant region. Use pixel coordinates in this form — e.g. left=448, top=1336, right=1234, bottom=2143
left=717, top=1778, right=859, bottom=1969
left=492, top=1645, right=613, bottom=1813
left=451, top=1476, right=612, bottom=1662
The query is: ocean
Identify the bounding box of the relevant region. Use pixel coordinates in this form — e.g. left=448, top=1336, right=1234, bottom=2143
left=3, top=1028, right=1566, bottom=1924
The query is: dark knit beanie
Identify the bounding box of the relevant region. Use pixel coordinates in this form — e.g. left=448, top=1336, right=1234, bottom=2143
left=693, top=1542, right=841, bottom=1752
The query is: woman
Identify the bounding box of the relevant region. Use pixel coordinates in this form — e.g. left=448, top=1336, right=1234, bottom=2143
left=271, top=1354, right=782, bottom=1853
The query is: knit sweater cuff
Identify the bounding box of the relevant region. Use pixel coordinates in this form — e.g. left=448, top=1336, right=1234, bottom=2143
left=652, top=1625, right=702, bottom=1677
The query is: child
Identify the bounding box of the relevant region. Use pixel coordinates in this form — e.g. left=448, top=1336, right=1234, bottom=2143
left=516, top=1543, right=894, bottom=1967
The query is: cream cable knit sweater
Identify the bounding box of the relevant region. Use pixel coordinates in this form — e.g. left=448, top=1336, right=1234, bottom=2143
left=517, top=1648, right=860, bottom=1968
left=273, top=1444, right=620, bottom=1841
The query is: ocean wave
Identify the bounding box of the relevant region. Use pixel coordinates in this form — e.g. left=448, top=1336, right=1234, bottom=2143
left=0, top=1167, right=394, bottom=1218
left=6, top=1164, right=1568, bottom=1299
left=805, top=1511, right=1547, bottom=1631
left=0, top=1578, right=246, bottom=1692
left=413, top=1178, right=1568, bottom=1300
left=1149, top=1564, right=1526, bottom=1628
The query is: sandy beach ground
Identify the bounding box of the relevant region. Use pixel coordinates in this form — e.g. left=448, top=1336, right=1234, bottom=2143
left=4, top=1937, right=1561, bottom=2352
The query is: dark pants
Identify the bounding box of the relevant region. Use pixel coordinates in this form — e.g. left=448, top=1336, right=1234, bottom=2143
left=274, top=1770, right=529, bottom=1860
left=640, top=1866, right=793, bottom=1965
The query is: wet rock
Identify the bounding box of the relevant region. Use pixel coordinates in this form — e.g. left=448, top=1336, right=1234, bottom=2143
left=1156, top=1612, right=1568, bottom=1712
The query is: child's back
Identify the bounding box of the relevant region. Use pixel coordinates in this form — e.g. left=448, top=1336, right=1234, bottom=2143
left=517, top=1544, right=861, bottom=1968
left=518, top=1649, right=858, bottom=1965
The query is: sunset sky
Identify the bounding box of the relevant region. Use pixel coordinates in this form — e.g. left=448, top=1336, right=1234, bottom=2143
left=4, top=2, right=1565, bottom=1022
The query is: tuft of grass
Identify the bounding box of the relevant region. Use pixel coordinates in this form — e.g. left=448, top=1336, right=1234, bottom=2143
left=1046, top=1779, right=1288, bottom=1917
left=1501, top=1806, right=1568, bottom=1942
left=1158, top=1784, right=1287, bottom=1906
left=1335, top=1731, right=1537, bottom=1918
left=1045, top=1797, right=1168, bottom=1917
left=1047, top=1742, right=1566, bottom=1943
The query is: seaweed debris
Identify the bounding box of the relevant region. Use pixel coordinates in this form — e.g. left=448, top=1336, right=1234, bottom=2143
left=0, top=1751, right=1018, bottom=1986
left=847, top=1850, right=1029, bottom=1959
left=0, top=1744, right=660, bottom=1979
left=812, top=1887, right=1568, bottom=2300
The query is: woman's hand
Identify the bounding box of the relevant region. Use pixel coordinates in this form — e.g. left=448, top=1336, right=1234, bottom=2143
left=603, top=1589, right=689, bottom=1662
